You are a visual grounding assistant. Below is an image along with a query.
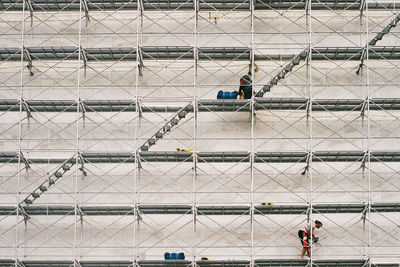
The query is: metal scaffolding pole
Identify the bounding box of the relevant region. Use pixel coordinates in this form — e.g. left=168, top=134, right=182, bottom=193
left=192, top=0, right=198, bottom=265
left=366, top=3, right=372, bottom=266
left=306, top=0, right=313, bottom=262
left=360, top=0, right=367, bottom=260
left=250, top=0, right=255, bottom=264
left=15, top=0, right=27, bottom=264
left=74, top=0, right=84, bottom=262
left=135, top=0, right=141, bottom=264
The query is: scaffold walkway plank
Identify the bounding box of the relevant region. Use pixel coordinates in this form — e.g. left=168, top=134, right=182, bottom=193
left=310, top=47, right=400, bottom=61
left=81, top=262, right=134, bottom=267
left=254, top=259, right=366, bottom=267
left=254, top=259, right=307, bottom=267
left=256, top=203, right=400, bottom=214
left=0, top=47, right=247, bottom=61
left=1, top=98, right=400, bottom=113
left=1, top=47, right=400, bottom=61
left=1, top=151, right=400, bottom=163
left=0, top=259, right=396, bottom=267
left=255, top=259, right=397, bottom=267
left=0, top=0, right=398, bottom=11
left=1, top=203, right=400, bottom=216
left=0, top=99, right=144, bottom=112
left=196, top=260, right=250, bottom=267
left=137, top=260, right=192, bottom=267
left=203, top=98, right=400, bottom=111
left=257, top=0, right=398, bottom=11
left=139, top=205, right=191, bottom=214
left=198, top=205, right=250, bottom=215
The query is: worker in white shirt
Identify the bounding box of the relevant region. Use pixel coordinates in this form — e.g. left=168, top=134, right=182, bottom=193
left=297, top=220, right=323, bottom=259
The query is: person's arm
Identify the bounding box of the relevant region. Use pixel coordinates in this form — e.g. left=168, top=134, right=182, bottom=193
left=311, top=227, right=316, bottom=239
left=238, top=78, right=243, bottom=94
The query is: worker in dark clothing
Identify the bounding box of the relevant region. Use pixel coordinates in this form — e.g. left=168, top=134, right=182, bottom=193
left=298, top=220, right=323, bottom=259
left=238, top=71, right=253, bottom=99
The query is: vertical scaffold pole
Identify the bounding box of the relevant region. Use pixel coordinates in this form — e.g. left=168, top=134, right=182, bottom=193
left=74, top=0, right=84, bottom=264
left=250, top=0, right=255, bottom=265
left=15, top=0, right=27, bottom=264
left=365, top=2, right=372, bottom=266
left=193, top=0, right=199, bottom=265
left=306, top=0, right=313, bottom=264
left=134, top=0, right=143, bottom=264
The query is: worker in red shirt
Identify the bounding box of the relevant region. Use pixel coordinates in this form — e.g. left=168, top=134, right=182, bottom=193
left=238, top=71, right=253, bottom=99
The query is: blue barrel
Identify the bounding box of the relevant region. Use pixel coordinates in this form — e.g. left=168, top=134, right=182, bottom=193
left=231, top=91, right=238, bottom=99
left=170, top=253, right=178, bottom=260
left=178, top=252, right=185, bottom=260
left=164, top=252, right=170, bottom=260
left=217, top=90, right=238, bottom=99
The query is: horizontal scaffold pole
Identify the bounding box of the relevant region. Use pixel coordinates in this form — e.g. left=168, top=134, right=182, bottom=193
left=1, top=98, right=400, bottom=112
left=1, top=151, right=400, bottom=163
left=0, top=0, right=398, bottom=11
left=1, top=47, right=400, bottom=61
left=0, top=203, right=399, bottom=216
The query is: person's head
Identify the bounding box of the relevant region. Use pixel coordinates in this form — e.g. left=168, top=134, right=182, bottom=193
left=315, top=220, right=323, bottom=229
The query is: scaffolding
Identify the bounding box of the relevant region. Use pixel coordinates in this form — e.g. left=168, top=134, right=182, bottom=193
left=0, top=0, right=400, bottom=266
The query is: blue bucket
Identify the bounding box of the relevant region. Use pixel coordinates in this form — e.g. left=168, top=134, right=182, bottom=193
left=178, top=252, right=185, bottom=260
left=217, top=90, right=238, bottom=99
